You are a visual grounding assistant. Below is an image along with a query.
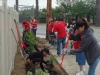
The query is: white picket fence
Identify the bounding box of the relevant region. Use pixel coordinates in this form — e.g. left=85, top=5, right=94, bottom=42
left=0, top=0, right=19, bottom=75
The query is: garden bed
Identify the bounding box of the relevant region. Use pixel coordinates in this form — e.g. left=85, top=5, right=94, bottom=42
left=11, top=38, right=68, bottom=75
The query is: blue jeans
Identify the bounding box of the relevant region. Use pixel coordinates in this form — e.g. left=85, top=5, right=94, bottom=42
left=88, top=56, right=100, bottom=75
left=31, top=28, right=37, bottom=37
left=57, top=37, right=66, bottom=55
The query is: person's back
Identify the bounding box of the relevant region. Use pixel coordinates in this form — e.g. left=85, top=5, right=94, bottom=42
left=28, top=51, right=43, bottom=63
left=22, top=20, right=30, bottom=31
left=53, top=17, right=67, bottom=56
left=54, top=21, right=66, bottom=38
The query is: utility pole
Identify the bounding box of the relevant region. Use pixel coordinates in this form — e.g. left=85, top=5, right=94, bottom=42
left=36, top=0, right=39, bottom=21
left=46, top=0, right=52, bottom=39
left=16, top=0, right=19, bottom=12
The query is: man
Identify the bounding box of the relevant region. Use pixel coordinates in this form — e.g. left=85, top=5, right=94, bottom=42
left=27, top=48, right=50, bottom=71
left=25, top=58, right=42, bottom=75
left=53, top=17, right=67, bottom=56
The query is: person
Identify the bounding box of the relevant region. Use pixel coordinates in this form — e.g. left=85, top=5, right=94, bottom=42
left=48, top=18, right=54, bottom=35
left=65, top=18, right=100, bottom=75
left=22, top=19, right=30, bottom=31
left=25, top=58, right=42, bottom=75
left=67, top=19, right=76, bottom=29
left=67, top=19, right=76, bottom=32
left=48, top=18, right=56, bottom=45
left=70, top=30, right=86, bottom=75
left=27, top=48, right=50, bottom=71
left=53, top=16, right=67, bottom=56
left=30, top=17, right=38, bottom=37
left=22, top=20, right=30, bottom=38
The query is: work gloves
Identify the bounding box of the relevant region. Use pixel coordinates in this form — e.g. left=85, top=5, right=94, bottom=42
left=62, top=48, right=71, bottom=55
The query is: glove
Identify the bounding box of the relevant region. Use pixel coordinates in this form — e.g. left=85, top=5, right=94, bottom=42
left=62, top=48, right=67, bottom=54
left=45, top=60, right=51, bottom=66
left=65, top=50, right=71, bottom=55
left=68, top=28, right=74, bottom=34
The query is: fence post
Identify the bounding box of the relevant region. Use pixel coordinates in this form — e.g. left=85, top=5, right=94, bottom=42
left=0, top=1, right=19, bottom=75
left=0, top=0, right=8, bottom=75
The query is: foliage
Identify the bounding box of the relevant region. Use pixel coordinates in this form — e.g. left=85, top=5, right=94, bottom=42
left=23, top=31, right=36, bottom=53
left=36, top=68, right=50, bottom=75
left=27, top=71, right=33, bottom=75
left=39, top=8, right=47, bottom=18
left=25, top=31, right=36, bottom=46
left=71, top=0, right=96, bottom=17
left=56, top=0, right=96, bottom=20
left=71, top=1, right=88, bottom=17
left=50, top=56, right=55, bottom=64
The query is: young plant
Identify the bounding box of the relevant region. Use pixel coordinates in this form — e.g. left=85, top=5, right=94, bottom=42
left=36, top=68, right=50, bottom=75
left=23, top=31, right=36, bottom=52
left=50, top=56, right=55, bottom=64
left=27, top=71, right=32, bottom=75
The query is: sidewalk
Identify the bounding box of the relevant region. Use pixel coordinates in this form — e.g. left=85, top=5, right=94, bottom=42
left=50, top=46, right=100, bottom=75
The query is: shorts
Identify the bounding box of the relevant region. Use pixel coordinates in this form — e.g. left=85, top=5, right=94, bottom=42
left=76, top=52, right=86, bottom=65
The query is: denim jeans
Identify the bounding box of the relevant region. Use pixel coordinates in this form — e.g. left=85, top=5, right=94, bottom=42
left=31, top=28, right=37, bottom=37
left=57, top=37, right=66, bottom=55
left=88, top=56, right=100, bottom=75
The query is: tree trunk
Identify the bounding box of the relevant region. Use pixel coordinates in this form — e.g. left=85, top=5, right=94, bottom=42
left=36, top=0, right=39, bottom=21
left=46, top=0, right=52, bottom=40
left=96, top=0, right=100, bottom=26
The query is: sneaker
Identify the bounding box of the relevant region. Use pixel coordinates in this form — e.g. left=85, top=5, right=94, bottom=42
left=76, top=71, right=84, bottom=75
left=77, top=67, right=85, bottom=72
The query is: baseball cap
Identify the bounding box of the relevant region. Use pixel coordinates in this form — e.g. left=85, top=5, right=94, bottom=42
left=43, top=48, right=50, bottom=55
left=74, top=20, right=85, bottom=30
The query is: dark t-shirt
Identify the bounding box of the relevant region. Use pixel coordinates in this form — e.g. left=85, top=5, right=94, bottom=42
left=28, top=51, right=46, bottom=70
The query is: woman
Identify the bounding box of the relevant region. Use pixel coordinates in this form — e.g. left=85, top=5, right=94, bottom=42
left=65, top=18, right=100, bottom=75
left=30, top=17, right=38, bottom=37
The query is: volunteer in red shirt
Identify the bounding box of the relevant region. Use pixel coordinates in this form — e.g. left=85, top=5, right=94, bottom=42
left=22, top=19, right=30, bottom=31
left=53, top=17, right=67, bottom=56
left=30, top=17, right=38, bottom=37
left=48, top=18, right=54, bottom=34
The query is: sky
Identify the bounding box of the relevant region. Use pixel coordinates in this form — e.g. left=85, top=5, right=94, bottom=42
left=7, top=0, right=58, bottom=9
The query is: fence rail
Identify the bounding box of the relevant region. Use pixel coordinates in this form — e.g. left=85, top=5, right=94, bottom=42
left=0, top=1, right=19, bottom=75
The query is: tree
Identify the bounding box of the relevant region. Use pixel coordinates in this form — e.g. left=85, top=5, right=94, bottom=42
left=39, top=8, right=47, bottom=18
left=71, top=1, right=89, bottom=18
left=96, top=0, right=100, bottom=26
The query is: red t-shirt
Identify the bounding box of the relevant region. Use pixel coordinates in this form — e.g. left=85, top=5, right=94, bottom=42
left=53, top=21, right=67, bottom=38
left=48, top=22, right=54, bottom=32
left=31, top=20, right=38, bottom=29
left=63, top=21, right=67, bottom=27
left=22, top=20, right=30, bottom=31
left=73, top=30, right=82, bottom=49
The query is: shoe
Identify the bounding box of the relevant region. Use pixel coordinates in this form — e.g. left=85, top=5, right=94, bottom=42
left=77, top=67, right=85, bottom=72
left=76, top=71, right=84, bottom=75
